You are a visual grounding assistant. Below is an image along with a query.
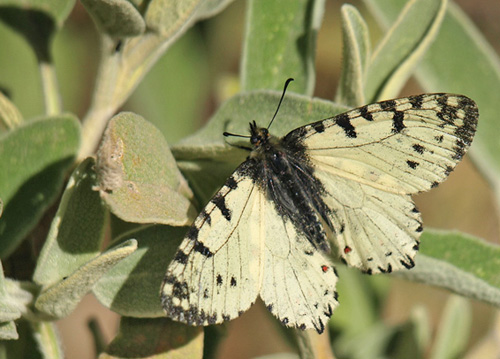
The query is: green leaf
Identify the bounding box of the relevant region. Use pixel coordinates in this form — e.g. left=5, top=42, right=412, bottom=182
left=100, top=317, right=203, bottom=359
left=0, top=0, right=76, bottom=62
left=241, top=0, right=325, bottom=94
left=394, top=230, right=500, bottom=308
left=0, top=0, right=75, bottom=28
left=35, top=239, right=137, bottom=319
left=80, top=0, right=145, bottom=37
left=0, top=91, right=23, bottom=132
left=126, top=29, right=210, bottom=144
left=430, top=296, right=471, bottom=359
left=364, top=0, right=448, bottom=102
left=95, top=112, right=197, bottom=226
left=335, top=4, right=370, bottom=107
left=0, top=262, right=21, bottom=323
left=0, top=321, right=17, bottom=340
left=80, top=0, right=234, bottom=158
left=33, top=158, right=107, bottom=288
left=0, top=115, right=80, bottom=258
left=1, top=319, right=42, bottom=358
left=93, top=225, right=184, bottom=317
left=173, top=90, right=348, bottom=204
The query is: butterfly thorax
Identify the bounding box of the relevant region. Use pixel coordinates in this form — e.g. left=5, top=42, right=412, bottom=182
left=245, top=122, right=334, bottom=252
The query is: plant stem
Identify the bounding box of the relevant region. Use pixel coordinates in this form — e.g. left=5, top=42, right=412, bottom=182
left=39, top=61, right=62, bottom=116
left=31, top=321, right=64, bottom=359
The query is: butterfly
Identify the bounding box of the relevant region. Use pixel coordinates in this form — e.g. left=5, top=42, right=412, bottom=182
left=161, top=79, right=478, bottom=334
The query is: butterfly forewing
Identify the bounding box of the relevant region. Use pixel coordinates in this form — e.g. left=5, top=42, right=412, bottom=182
left=161, top=169, right=262, bottom=325
left=295, top=94, right=478, bottom=194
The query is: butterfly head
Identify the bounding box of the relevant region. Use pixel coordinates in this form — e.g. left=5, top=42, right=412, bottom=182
left=250, top=120, right=270, bottom=147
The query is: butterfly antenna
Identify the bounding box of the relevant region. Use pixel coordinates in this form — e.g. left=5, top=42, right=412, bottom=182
left=267, top=78, right=294, bottom=129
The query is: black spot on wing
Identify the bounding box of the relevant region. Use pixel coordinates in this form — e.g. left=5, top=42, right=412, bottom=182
left=435, top=135, right=444, bottom=143
left=172, top=280, right=189, bottom=299
left=174, top=250, right=188, bottom=264
left=335, top=113, right=357, bottom=138
left=200, top=209, right=211, bottom=226
left=391, top=111, right=405, bottom=133
left=380, top=99, right=396, bottom=110
left=407, top=160, right=419, bottom=169
left=230, top=277, right=237, bottom=287
left=313, top=318, right=325, bottom=334
left=412, top=144, right=425, bottom=154
left=226, top=176, right=238, bottom=190
left=401, top=255, right=416, bottom=269
left=409, top=94, right=424, bottom=108
left=211, top=193, right=231, bottom=221
left=312, top=121, right=325, bottom=133
left=216, top=274, right=223, bottom=286
left=186, top=226, right=199, bottom=241
left=194, top=240, right=213, bottom=257
left=359, top=105, right=373, bottom=121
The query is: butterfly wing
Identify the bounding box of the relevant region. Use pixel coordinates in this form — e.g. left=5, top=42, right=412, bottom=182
left=161, top=166, right=262, bottom=325
left=284, top=94, right=478, bottom=273
left=258, top=189, right=338, bottom=333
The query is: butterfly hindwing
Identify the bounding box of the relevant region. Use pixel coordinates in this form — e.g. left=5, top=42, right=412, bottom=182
left=258, top=190, right=338, bottom=332
left=315, top=170, right=421, bottom=273
left=161, top=168, right=262, bottom=325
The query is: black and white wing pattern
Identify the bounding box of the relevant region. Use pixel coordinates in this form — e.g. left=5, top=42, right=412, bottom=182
left=286, top=93, right=478, bottom=274
left=161, top=92, right=477, bottom=334
left=161, top=162, right=338, bottom=333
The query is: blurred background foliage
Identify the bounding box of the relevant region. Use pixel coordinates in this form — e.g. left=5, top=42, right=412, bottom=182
left=0, top=0, right=499, bottom=358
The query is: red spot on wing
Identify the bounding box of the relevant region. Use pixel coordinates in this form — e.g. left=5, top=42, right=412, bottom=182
left=344, top=246, right=352, bottom=254
left=321, top=265, right=329, bottom=273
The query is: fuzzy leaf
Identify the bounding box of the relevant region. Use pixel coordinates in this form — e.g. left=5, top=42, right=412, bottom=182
left=100, top=317, right=203, bottom=359
left=95, top=112, right=196, bottom=226
left=80, top=0, right=145, bottom=37
left=364, top=0, right=448, bottom=102
left=0, top=262, right=20, bottom=323
left=335, top=4, right=370, bottom=107
left=0, top=115, right=80, bottom=258
left=79, top=0, right=234, bottom=157
left=0, top=0, right=76, bottom=61
left=0, top=0, right=75, bottom=28
left=35, top=239, right=137, bottom=319
left=394, top=230, right=500, bottom=307
left=93, top=225, right=184, bottom=318
left=241, top=0, right=325, bottom=94
left=33, top=158, right=107, bottom=288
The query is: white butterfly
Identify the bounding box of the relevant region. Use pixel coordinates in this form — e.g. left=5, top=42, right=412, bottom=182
left=161, top=80, right=478, bottom=333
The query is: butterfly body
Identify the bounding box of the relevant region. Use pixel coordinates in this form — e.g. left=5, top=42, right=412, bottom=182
left=161, top=93, right=478, bottom=334
left=246, top=120, right=334, bottom=253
